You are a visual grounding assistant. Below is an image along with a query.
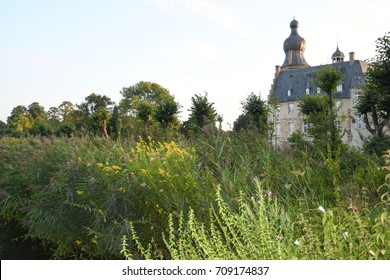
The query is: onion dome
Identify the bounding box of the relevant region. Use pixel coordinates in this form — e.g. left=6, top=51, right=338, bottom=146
left=281, top=19, right=310, bottom=70
left=332, top=45, right=345, bottom=63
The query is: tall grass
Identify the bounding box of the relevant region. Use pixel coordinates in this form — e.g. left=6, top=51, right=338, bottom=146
left=0, top=133, right=388, bottom=259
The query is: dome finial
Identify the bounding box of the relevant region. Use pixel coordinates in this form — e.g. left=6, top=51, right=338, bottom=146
left=282, top=19, right=309, bottom=70
left=332, top=43, right=345, bottom=63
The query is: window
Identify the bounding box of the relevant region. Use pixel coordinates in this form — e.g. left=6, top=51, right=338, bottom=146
left=275, top=123, right=281, bottom=136
left=305, top=87, right=310, bottom=94
left=354, top=116, right=362, bottom=129
left=288, top=122, right=295, bottom=135
left=354, top=92, right=362, bottom=104
left=337, top=84, right=343, bottom=92
left=288, top=103, right=294, bottom=114
left=303, top=122, right=310, bottom=134
left=287, top=89, right=292, bottom=96
left=335, top=100, right=341, bottom=109
left=317, top=87, right=321, bottom=94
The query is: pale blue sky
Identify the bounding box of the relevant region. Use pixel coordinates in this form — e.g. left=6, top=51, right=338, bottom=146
left=1, top=0, right=389, bottom=129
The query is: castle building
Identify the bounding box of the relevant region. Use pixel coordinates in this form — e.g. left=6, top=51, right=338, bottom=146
left=269, top=19, right=370, bottom=149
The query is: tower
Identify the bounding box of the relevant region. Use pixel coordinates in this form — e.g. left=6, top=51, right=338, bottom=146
left=281, top=19, right=310, bottom=70
left=332, top=44, right=345, bottom=63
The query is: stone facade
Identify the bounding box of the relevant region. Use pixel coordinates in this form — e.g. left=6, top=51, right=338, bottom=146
left=269, top=19, right=372, bottom=150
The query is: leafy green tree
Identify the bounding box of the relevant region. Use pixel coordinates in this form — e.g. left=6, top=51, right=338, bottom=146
left=77, top=93, right=114, bottom=135
left=299, top=94, right=330, bottom=148
left=90, top=107, right=112, bottom=140
left=356, top=32, right=390, bottom=137
left=28, top=102, right=47, bottom=124
left=234, top=93, right=269, bottom=134
left=7, top=105, right=34, bottom=134
left=155, top=99, right=181, bottom=129
left=119, top=81, right=179, bottom=129
left=109, top=105, right=123, bottom=140
left=187, top=92, right=217, bottom=132
left=315, top=66, right=343, bottom=153
left=58, top=101, right=75, bottom=123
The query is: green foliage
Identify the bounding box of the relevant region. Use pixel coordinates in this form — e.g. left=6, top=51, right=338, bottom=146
left=356, top=32, right=390, bottom=137
left=187, top=92, right=218, bottom=133
left=0, top=134, right=389, bottom=259
left=234, top=93, right=269, bottom=134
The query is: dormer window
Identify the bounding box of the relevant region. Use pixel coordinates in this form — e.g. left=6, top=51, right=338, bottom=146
left=317, top=87, right=321, bottom=94
left=305, top=87, right=310, bottom=94
left=288, top=89, right=292, bottom=96
left=337, top=84, right=343, bottom=92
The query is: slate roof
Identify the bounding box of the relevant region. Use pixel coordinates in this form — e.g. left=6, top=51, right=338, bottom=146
left=271, top=60, right=369, bottom=102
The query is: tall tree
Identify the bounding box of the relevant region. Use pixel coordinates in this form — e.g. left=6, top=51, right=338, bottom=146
left=315, top=66, right=343, bottom=153
left=119, top=81, right=180, bottom=128
left=356, top=32, right=390, bottom=137
left=187, top=92, right=217, bottom=132
left=234, top=93, right=269, bottom=134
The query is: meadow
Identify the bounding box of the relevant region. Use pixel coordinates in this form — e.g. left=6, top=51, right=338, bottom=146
left=0, top=132, right=388, bottom=259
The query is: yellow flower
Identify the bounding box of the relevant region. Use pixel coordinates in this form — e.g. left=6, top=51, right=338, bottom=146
left=158, top=168, right=165, bottom=175
left=86, top=162, right=92, bottom=167
left=118, top=187, right=126, bottom=193
left=103, top=166, right=113, bottom=172
left=77, top=156, right=82, bottom=162
left=75, top=240, right=83, bottom=246
left=112, top=165, right=122, bottom=171
left=76, top=190, right=84, bottom=196
left=91, top=239, right=97, bottom=245
left=141, top=169, right=148, bottom=174
left=96, top=162, right=103, bottom=168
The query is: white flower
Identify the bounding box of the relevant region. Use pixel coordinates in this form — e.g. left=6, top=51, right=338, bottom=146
left=294, top=240, right=300, bottom=246
left=318, top=206, right=325, bottom=213
left=343, top=231, right=349, bottom=239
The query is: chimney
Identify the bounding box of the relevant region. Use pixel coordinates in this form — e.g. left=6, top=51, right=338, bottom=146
left=275, top=65, right=281, bottom=77
left=349, top=52, right=355, bottom=62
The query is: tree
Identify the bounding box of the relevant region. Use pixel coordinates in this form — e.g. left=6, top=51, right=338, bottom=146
left=356, top=32, right=390, bottom=137
left=90, top=107, right=111, bottom=140
left=298, top=94, right=330, bottom=148
left=234, top=93, right=269, bottom=134
left=77, top=93, right=114, bottom=135
left=7, top=105, right=34, bottom=133
left=58, top=101, right=75, bottom=123
left=28, top=102, right=47, bottom=124
left=315, top=66, right=343, bottom=153
left=119, top=81, right=180, bottom=129
left=155, top=99, right=181, bottom=129
left=187, top=92, right=217, bottom=132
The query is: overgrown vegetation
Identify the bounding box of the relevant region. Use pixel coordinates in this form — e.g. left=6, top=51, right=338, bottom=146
left=0, top=132, right=388, bottom=259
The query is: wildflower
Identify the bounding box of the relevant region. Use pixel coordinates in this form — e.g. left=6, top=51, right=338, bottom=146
left=103, top=166, right=113, bottom=172
left=292, top=170, right=305, bottom=176
left=118, top=187, right=126, bottom=193
left=276, top=235, right=283, bottom=240
left=112, top=165, right=122, bottom=171
left=158, top=168, right=165, bottom=175
left=86, top=162, right=92, bottom=167
left=348, top=202, right=357, bottom=212
left=76, top=190, right=84, bottom=196
left=96, top=162, right=103, bottom=168
left=343, top=231, right=349, bottom=239
left=91, top=239, right=97, bottom=245
left=268, top=190, right=273, bottom=197
left=141, top=169, right=148, bottom=174
left=318, top=206, right=325, bottom=213
left=75, top=240, right=83, bottom=246
left=294, top=240, right=300, bottom=246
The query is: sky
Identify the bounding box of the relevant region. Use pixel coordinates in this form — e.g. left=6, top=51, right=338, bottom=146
left=1, top=0, right=389, bottom=130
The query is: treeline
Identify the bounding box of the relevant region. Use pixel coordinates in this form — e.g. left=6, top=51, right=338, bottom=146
left=0, top=81, right=269, bottom=141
